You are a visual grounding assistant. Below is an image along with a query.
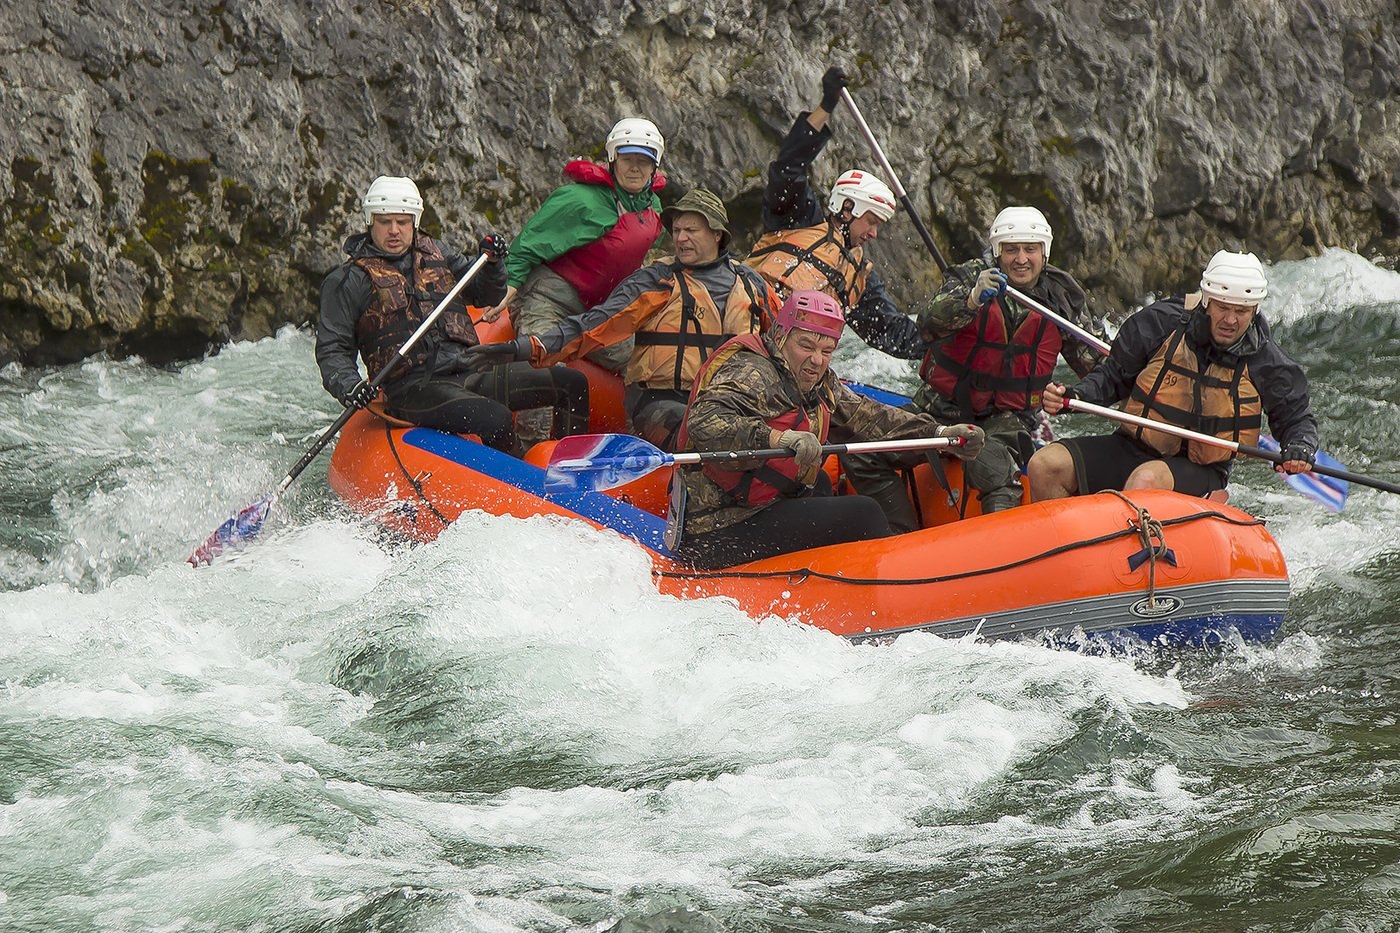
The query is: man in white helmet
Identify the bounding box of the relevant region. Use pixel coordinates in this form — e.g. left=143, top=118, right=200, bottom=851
left=745, top=67, right=922, bottom=359
left=1029, top=250, right=1319, bottom=499
left=844, top=204, right=1107, bottom=527
left=483, top=117, right=667, bottom=374
left=316, top=175, right=585, bottom=449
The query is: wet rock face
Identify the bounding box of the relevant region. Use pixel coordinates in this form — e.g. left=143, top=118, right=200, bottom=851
left=2, top=0, right=1396, bottom=365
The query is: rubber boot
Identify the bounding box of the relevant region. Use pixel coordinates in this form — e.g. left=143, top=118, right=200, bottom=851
left=863, top=478, right=923, bottom=535
left=978, top=485, right=1023, bottom=514
left=550, top=367, right=591, bottom=439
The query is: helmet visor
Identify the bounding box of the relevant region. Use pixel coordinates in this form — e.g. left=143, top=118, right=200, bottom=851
left=615, top=145, right=658, bottom=162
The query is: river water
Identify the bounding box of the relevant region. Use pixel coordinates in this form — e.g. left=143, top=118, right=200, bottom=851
left=1, top=248, right=1398, bottom=932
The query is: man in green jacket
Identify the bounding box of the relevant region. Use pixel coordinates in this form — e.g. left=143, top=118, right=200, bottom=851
left=484, top=117, right=666, bottom=373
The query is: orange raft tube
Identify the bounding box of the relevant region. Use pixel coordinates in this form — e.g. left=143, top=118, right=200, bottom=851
left=327, top=400, right=1289, bottom=648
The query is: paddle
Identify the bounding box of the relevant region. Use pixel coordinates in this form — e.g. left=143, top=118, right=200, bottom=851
left=1064, top=398, right=1400, bottom=495
left=186, top=252, right=493, bottom=566
left=839, top=87, right=1352, bottom=509
left=842, top=85, right=1101, bottom=349
left=544, top=432, right=965, bottom=494
left=840, top=87, right=951, bottom=275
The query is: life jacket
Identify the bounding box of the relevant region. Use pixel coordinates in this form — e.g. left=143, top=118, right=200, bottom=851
left=545, top=160, right=664, bottom=307
left=921, top=294, right=1062, bottom=418
left=627, top=260, right=768, bottom=391
left=351, top=233, right=474, bottom=383
left=1122, top=315, right=1263, bottom=465
left=746, top=219, right=869, bottom=309
left=677, top=333, right=833, bottom=508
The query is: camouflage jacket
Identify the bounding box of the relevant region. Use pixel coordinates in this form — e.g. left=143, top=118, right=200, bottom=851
left=916, top=256, right=1106, bottom=377
left=681, top=336, right=946, bottom=536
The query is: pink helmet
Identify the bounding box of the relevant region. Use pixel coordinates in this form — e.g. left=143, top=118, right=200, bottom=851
left=777, top=289, right=845, bottom=340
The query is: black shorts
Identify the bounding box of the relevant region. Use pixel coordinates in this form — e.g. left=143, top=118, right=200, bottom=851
left=1057, top=432, right=1228, bottom=497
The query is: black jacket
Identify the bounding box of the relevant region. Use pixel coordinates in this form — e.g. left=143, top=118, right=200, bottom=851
left=759, top=114, right=925, bottom=360
left=315, top=231, right=506, bottom=401
left=1072, top=296, right=1319, bottom=456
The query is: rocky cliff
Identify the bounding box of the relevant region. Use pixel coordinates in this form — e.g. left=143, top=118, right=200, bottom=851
left=2, top=0, right=1396, bottom=365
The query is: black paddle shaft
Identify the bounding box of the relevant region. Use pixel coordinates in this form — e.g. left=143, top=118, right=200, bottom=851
left=673, top=436, right=962, bottom=467
left=1238, top=443, right=1400, bottom=495
left=840, top=87, right=950, bottom=275
left=898, top=194, right=950, bottom=274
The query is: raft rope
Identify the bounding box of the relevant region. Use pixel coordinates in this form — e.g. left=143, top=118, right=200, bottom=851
left=654, top=503, right=1263, bottom=587
left=1107, top=489, right=1169, bottom=604
left=362, top=422, right=1254, bottom=596
left=381, top=419, right=452, bottom=528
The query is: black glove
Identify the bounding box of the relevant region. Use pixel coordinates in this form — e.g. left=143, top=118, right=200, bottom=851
left=456, top=338, right=531, bottom=372
left=339, top=379, right=374, bottom=410
left=1279, top=441, right=1317, bottom=466
left=820, top=66, right=848, bottom=113
left=480, top=233, right=508, bottom=262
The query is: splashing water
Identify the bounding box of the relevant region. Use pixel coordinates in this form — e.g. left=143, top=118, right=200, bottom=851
left=1, top=253, right=1398, bottom=931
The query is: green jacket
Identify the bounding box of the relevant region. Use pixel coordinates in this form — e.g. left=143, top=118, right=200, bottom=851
left=506, top=161, right=662, bottom=290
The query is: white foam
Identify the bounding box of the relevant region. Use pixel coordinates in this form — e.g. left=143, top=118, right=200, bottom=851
left=1267, top=248, right=1400, bottom=323
left=0, top=274, right=1392, bottom=930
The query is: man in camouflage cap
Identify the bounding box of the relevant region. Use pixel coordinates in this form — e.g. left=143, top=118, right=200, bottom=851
left=463, top=188, right=780, bottom=450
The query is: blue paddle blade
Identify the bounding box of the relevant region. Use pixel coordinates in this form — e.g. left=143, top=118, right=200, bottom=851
left=1258, top=434, right=1349, bottom=512
left=187, top=494, right=275, bottom=566
left=544, top=434, right=671, bottom=494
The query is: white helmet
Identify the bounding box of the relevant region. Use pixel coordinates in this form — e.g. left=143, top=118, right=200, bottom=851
left=1200, top=250, right=1268, bottom=306
left=988, top=206, right=1053, bottom=259
left=827, top=170, right=897, bottom=222
left=361, top=176, right=423, bottom=225
left=605, top=117, right=665, bottom=165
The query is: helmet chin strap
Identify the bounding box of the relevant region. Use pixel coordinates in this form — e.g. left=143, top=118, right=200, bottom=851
left=771, top=327, right=807, bottom=385
left=833, top=204, right=856, bottom=246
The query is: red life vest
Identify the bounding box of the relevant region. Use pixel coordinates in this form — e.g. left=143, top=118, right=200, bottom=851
left=921, top=295, right=1062, bottom=417
left=545, top=160, right=665, bottom=307
left=677, top=334, right=833, bottom=508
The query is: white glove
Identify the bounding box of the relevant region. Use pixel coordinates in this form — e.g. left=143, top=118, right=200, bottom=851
left=937, top=423, right=986, bottom=461
left=777, top=429, right=824, bottom=482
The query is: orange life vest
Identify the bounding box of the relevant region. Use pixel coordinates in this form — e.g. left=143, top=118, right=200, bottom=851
left=746, top=220, right=869, bottom=309
left=626, top=261, right=768, bottom=390
left=1122, top=319, right=1263, bottom=465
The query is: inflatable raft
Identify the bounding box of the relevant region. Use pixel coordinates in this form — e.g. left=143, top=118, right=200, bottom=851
left=327, top=385, right=1290, bottom=647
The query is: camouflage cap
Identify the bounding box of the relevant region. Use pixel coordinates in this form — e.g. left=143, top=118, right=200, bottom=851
left=661, top=187, right=731, bottom=250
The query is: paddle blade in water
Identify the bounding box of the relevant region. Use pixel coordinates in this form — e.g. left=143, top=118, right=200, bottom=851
left=544, top=434, right=671, bottom=494
left=187, top=494, right=275, bottom=566
left=1258, top=434, right=1349, bottom=512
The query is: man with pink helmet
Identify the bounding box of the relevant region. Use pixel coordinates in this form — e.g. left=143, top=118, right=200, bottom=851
left=671, top=290, right=984, bottom=569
